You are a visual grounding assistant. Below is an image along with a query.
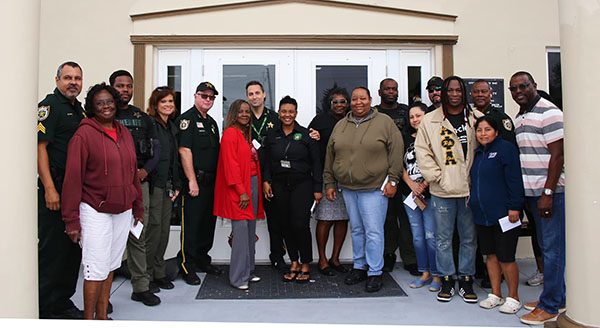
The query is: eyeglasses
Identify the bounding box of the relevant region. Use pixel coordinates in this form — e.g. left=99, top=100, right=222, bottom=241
left=197, top=93, right=216, bottom=101
left=428, top=86, right=442, bottom=93
left=94, top=99, right=114, bottom=107
left=331, top=100, right=348, bottom=105
left=508, top=83, right=530, bottom=92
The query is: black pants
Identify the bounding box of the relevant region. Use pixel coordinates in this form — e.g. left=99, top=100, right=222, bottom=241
left=383, top=192, right=417, bottom=265
left=177, top=182, right=216, bottom=274
left=38, top=183, right=82, bottom=317
left=272, top=176, right=313, bottom=264
left=264, top=196, right=286, bottom=260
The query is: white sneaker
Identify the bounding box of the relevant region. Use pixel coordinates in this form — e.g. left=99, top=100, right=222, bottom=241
left=527, top=272, right=544, bottom=286
left=250, top=275, right=261, bottom=283
left=479, top=293, right=505, bottom=309
left=499, top=297, right=522, bottom=314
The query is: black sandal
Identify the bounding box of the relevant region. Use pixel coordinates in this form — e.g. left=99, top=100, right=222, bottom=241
left=295, top=271, right=310, bottom=283
left=283, top=270, right=299, bottom=282
left=329, top=260, right=349, bottom=273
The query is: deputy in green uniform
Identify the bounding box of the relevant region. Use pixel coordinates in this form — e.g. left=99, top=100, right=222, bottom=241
left=37, top=61, right=86, bottom=319
left=470, top=79, right=516, bottom=145
left=176, top=82, right=222, bottom=285
left=110, top=70, right=161, bottom=306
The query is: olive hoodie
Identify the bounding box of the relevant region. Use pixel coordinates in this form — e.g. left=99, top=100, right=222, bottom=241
left=62, top=117, right=143, bottom=232
left=324, top=108, right=404, bottom=191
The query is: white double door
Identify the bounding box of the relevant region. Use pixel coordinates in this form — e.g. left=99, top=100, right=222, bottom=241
left=157, top=48, right=431, bottom=262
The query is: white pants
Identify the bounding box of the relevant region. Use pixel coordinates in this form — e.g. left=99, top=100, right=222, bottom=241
left=80, top=202, right=132, bottom=281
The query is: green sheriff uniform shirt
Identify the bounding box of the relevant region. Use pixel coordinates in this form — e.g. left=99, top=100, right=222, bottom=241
left=37, top=88, right=87, bottom=172
left=175, top=106, right=220, bottom=175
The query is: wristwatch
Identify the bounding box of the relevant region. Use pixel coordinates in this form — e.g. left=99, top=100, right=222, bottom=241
left=543, top=188, right=553, bottom=196
left=390, top=181, right=397, bottom=187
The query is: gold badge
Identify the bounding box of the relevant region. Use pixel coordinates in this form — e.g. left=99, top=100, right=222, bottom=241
left=134, top=112, right=142, bottom=118
left=180, top=119, right=190, bottom=130
left=267, top=122, right=274, bottom=129
left=502, top=118, right=513, bottom=131
left=37, top=106, right=50, bottom=121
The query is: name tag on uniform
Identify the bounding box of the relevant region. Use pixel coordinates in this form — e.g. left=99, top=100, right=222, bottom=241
left=252, top=139, right=261, bottom=150
left=280, top=160, right=291, bottom=168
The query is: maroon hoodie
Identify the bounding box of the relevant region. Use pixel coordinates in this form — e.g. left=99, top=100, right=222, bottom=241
left=62, top=117, right=143, bottom=232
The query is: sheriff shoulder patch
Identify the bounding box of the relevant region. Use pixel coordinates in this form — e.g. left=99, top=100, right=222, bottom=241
left=502, top=118, right=513, bottom=131
left=37, top=106, right=50, bottom=121
left=180, top=119, right=190, bottom=130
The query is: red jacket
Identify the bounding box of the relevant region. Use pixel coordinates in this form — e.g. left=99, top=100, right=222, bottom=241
left=61, top=118, right=143, bottom=232
left=214, top=127, right=264, bottom=220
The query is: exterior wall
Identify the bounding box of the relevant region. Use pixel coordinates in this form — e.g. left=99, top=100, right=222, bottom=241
left=37, top=0, right=561, bottom=261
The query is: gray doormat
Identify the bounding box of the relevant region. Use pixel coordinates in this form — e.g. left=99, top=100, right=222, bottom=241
left=196, top=265, right=407, bottom=299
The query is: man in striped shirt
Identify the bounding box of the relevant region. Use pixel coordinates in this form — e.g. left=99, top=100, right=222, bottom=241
left=510, top=71, right=565, bottom=325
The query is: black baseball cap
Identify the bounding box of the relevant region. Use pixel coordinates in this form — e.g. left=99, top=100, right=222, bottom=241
left=426, top=76, right=443, bottom=90
left=196, top=82, right=219, bottom=95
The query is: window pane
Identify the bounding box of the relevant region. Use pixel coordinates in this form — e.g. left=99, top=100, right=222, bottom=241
left=316, top=65, right=367, bottom=115
left=167, top=66, right=182, bottom=117
left=223, top=65, right=276, bottom=124
left=547, top=52, right=563, bottom=109
left=407, top=66, right=422, bottom=105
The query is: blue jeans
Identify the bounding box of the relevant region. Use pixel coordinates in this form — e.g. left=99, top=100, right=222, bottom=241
left=402, top=195, right=438, bottom=276
left=431, top=196, right=476, bottom=277
left=342, top=188, right=388, bottom=276
left=528, top=193, right=566, bottom=314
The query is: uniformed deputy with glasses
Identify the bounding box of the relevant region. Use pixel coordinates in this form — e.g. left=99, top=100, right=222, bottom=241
left=175, top=82, right=222, bottom=285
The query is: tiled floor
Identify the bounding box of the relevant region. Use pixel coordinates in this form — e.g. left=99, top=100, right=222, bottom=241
left=72, top=259, right=545, bottom=327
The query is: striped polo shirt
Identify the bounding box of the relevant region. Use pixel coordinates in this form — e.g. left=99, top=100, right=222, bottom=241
left=514, top=97, right=565, bottom=197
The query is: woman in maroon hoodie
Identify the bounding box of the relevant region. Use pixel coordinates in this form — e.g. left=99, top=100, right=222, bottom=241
left=61, top=83, right=143, bottom=320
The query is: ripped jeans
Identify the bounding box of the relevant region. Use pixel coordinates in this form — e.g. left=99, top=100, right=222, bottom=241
left=402, top=195, right=439, bottom=276
left=431, top=195, right=476, bottom=278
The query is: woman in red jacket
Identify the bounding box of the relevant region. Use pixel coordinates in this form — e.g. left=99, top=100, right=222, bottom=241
left=214, top=99, right=264, bottom=290
left=62, top=83, right=143, bottom=320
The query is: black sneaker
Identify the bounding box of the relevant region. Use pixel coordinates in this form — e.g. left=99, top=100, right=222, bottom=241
left=344, top=268, right=368, bottom=285
left=382, top=253, right=396, bottom=272
left=50, top=306, right=84, bottom=319
left=458, top=276, right=478, bottom=303
left=148, top=281, right=160, bottom=293
left=131, top=290, right=161, bottom=306
left=437, top=275, right=455, bottom=302
left=365, top=275, right=383, bottom=292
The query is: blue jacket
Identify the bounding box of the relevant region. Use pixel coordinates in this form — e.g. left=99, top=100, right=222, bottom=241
left=469, top=137, right=525, bottom=226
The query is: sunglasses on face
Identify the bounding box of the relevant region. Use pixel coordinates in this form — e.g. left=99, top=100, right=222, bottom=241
left=508, top=83, right=530, bottom=92
left=331, top=100, right=348, bottom=105
left=197, top=93, right=216, bottom=101
left=428, top=86, right=442, bottom=93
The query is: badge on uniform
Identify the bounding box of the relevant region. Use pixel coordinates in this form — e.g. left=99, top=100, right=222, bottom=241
left=180, top=119, right=190, bottom=130
left=37, top=106, right=50, bottom=121
left=267, top=122, right=274, bottom=129
left=293, top=133, right=302, bottom=141
left=133, top=112, right=142, bottom=118
left=197, top=122, right=204, bottom=129
left=488, top=152, right=497, bottom=159
left=280, top=160, right=291, bottom=168
left=502, top=118, right=513, bottom=131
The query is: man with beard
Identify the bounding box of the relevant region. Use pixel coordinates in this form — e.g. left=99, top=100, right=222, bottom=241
left=110, top=70, right=161, bottom=306
left=426, top=76, right=443, bottom=113
left=375, top=78, right=418, bottom=276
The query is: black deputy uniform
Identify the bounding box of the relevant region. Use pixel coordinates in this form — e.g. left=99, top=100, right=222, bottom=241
left=37, top=88, right=86, bottom=318
left=376, top=103, right=418, bottom=272
left=262, top=122, right=322, bottom=264
left=175, top=106, right=220, bottom=275
left=251, top=107, right=286, bottom=265
left=115, top=104, right=160, bottom=293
